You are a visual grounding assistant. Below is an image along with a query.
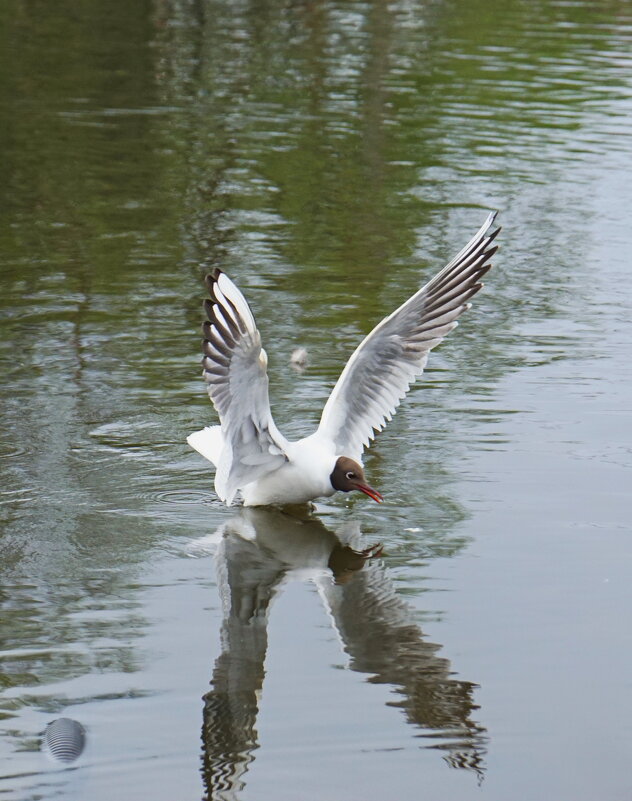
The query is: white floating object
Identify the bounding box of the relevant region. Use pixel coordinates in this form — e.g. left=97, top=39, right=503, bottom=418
left=290, top=347, right=309, bottom=370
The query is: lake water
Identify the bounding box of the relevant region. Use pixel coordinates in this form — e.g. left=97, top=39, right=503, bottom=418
left=1, top=1, right=632, bottom=799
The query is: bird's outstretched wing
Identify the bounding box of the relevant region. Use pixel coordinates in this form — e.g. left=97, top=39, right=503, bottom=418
left=317, top=213, right=500, bottom=461
left=200, top=270, right=288, bottom=503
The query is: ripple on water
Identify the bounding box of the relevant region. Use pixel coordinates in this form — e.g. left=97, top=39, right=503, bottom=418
left=0, top=443, right=29, bottom=460
left=149, top=488, right=214, bottom=506
left=0, top=487, right=37, bottom=506
left=115, top=485, right=222, bottom=527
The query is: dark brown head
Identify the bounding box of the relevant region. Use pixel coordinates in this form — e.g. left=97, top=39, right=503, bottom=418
left=330, top=456, right=383, bottom=503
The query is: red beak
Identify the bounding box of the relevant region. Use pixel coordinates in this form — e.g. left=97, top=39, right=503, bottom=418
left=356, top=483, right=384, bottom=503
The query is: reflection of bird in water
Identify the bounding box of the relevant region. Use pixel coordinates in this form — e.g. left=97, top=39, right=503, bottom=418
left=200, top=509, right=486, bottom=800
left=188, top=214, right=499, bottom=506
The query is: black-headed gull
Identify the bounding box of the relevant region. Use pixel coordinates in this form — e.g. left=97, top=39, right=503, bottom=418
left=188, top=213, right=499, bottom=506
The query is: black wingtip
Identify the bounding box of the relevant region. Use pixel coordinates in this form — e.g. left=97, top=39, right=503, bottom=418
left=204, top=270, right=222, bottom=293
left=487, top=226, right=501, bottom=245
left=489, top=211, right=502, bottom=237
left=203, top=298, right=215, bottom=322
left=202, top=320, right=214, bottom=338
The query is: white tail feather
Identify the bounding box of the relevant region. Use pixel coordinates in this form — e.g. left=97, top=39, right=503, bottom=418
left=187, top=425, right=224, bottom=467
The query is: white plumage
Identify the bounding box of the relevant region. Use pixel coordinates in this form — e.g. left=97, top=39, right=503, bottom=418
left=188, top=213, right=499, bottom=506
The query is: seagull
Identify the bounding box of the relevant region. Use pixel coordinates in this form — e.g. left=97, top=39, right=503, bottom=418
left=188, top=212, right=499, bottom=506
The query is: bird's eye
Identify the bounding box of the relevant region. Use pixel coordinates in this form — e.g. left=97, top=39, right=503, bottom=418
left=345, top=471, right=356, bottom=480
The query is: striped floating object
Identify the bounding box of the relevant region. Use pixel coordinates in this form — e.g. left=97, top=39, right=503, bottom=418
left=43, top=717, right=86, bottom=763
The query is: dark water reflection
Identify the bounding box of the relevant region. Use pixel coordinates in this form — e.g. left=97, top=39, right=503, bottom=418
left=202, top=510, right=485, bottom=799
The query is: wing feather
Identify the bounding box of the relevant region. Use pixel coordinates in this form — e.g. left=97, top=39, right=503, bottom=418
left=317, top=213, right=500, bottom=461
left=197, top=270, right=287, bottom=503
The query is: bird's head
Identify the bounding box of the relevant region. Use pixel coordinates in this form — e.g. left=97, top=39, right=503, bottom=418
left=329, top=456, right=383, bottom=503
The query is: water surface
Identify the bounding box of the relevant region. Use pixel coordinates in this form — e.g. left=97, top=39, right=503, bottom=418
left=2, top=1, right=632, bottom=799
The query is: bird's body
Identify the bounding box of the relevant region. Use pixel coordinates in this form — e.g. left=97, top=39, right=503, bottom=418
left=188, top=213, right=500, bottom=506
left=242, top=434, right=337, bottom=506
